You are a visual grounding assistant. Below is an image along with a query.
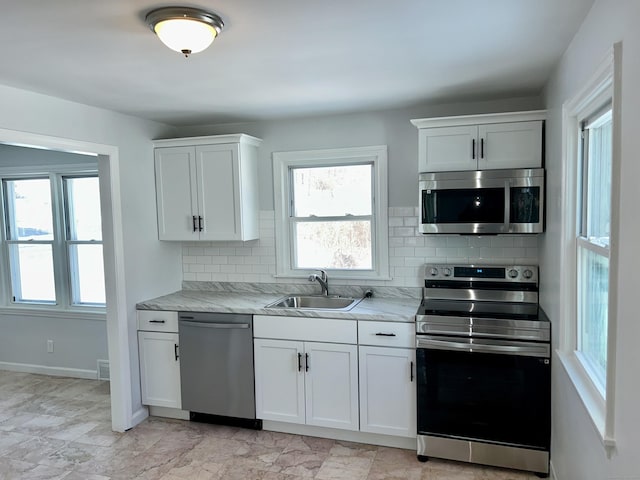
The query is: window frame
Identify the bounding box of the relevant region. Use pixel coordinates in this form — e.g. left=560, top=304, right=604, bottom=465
left=273, top=145, right=389, bottom=280
left=559, top=44, right=620, bottom=450
left=0, top=163, right=104, bottom=313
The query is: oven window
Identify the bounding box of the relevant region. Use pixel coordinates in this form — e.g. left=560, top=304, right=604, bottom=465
left=510, top=187, right=540, bottom=223
left=416, top=348, right=550, bottom=449
left=422, top=188, right=504, bottom=224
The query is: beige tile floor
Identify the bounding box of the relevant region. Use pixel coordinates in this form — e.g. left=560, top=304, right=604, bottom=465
left=0, top=371, right=540, bottom=479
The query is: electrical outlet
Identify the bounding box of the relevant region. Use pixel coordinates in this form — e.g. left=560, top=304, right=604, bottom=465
left=47, top=339, right=54, bottom=353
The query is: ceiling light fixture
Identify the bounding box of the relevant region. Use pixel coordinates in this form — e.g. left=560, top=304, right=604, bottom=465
left=145, top=7, right=224, bottom=57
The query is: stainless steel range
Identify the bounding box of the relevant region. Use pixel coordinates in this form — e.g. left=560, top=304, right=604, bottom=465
left=415, top=264, right=551, bottom=477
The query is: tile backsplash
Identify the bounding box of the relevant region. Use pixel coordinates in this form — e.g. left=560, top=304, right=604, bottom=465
left=182, top=208, right=539, bottom=288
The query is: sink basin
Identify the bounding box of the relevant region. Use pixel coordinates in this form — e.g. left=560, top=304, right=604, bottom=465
left=266, top=295, right=363, bottom=311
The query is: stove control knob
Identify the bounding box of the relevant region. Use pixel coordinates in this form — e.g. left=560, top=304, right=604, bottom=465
left=523, top=269, right=534, bottom=279
left=508, top=268, right=519, bottom=279
left=429, top=267, right=439, bottom=277
left=442, top=267, right=452, bottom=277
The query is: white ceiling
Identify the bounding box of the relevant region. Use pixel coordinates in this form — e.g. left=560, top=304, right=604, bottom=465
left=0, top=0, right=594, bottom=126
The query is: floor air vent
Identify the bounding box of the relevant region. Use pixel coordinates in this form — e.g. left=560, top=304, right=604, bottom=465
left=97, top=359, right=110, bottom=381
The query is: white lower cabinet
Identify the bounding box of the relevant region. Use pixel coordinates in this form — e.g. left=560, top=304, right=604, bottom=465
left=253, top=315, right=359, bottom=431
left=254, top=338, right=359, bottom=431
left=138, top=331, right=181, bottom=409
left=358, top=345, right=416, bottom=437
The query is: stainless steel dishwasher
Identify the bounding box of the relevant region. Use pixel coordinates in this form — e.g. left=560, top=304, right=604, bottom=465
left=178, top=312, right=259, bottom=428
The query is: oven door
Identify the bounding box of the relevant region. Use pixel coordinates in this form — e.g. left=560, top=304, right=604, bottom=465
left=416, top=336, right=550, bottom=450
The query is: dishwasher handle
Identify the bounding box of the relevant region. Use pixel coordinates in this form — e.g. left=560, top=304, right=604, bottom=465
left=179, top=319, right=250, bottom=329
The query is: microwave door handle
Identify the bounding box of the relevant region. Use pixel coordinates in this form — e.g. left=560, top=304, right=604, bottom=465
left=504, top=179, right=511, bottom=233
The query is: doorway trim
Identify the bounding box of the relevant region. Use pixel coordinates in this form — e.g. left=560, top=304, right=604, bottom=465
left=0, top=127, right=131, bottom=432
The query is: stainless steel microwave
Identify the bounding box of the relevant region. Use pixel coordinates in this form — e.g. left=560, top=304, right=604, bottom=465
left=419, top=168, right=545, bottom=234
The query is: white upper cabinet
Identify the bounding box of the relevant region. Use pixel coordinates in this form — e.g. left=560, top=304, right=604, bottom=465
left=154, top=134, right=262, bottom=241
left=411, top=111, right=545, bottom=172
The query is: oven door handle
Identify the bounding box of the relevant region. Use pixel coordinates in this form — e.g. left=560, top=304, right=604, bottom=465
left=416, top=337, right=550, bottom=358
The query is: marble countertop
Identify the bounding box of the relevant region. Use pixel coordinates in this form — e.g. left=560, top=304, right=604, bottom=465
left=136, top=290, right=419, bottom=322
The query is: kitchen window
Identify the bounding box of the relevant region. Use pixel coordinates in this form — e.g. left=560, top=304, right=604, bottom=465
left=0, top=172, right=105, bottom=309
left=576, top=107, right=612, bottom=395
left=273, top=145, right=389, bottom=280
left=559, top=45, right=620, bottom=448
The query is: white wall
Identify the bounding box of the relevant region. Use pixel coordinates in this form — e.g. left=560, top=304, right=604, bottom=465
left=541, top=1, right=640, bottom=478
left=174, top=96, right=543, bottom=288
left=173, top=96, right=543, bottom=209
left=0, top=84, right=182, bottom=419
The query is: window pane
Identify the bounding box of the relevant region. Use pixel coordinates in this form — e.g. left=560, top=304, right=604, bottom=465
left=69, top=244, right=105, bottom=305
left=577, top=246, right=608, bottom=391
left=292, top=164, right=372, bottom=217
left=584, top=112, right=612, bottom=246
left=9, top=243, right=56, bottom=303
left=65, top=176, right=102, bottom=241
left=4, top=178, right=53, bottom=240
left=294, top=221, right=372, bottom=269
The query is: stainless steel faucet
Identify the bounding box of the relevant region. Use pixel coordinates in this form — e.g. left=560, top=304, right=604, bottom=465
left=308, top=269, right=329, bottom=296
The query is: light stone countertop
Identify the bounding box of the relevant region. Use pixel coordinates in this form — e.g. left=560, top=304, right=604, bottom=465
left=136, top=290, right=419, bottom=322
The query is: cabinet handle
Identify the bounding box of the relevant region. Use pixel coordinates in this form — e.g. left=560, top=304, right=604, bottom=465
left=149, top=319, right=166, bottom=324
left=410, top=361, right=414, bottom=382
left=174, top=344, right=179, bottom=361
left=472, top=138, right=476, bottom=160
left=192, top=215, right=197, bottom=232
left=480, top=138, right=485, bottom=158
left=297, top=352, right=302, bottom=372
left=375, top=332, right=396, bottom=337
left=198, top=216, right=203, bottom=232
left=305, top=353, right=310, bottom=372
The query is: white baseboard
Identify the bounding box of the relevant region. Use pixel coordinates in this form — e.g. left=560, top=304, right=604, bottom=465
left=130, top=406, right=150, bottom=429
left=0, top=361, right=97, bottom=380
left=263, top=420, right=417, bottom=450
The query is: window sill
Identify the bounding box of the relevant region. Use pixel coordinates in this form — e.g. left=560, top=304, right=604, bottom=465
left=0, top=306, right=106, bottom=321
left=556, top=349, right=615, bottom=450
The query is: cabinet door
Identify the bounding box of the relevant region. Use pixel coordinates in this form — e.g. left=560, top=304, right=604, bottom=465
left=155, top=147, right=198, bottom=240
left=304, top=342, right=359, bottom=431
left=418, top=125, right=477, bottom=172
left=359, top=346, right=416, bottom=437
left=138, top=331, right=181, bottom=408
left=254, top=339, right=305, bottom=424
left=477, top=121, right=542, bottom=170
left=196, top=144, right=242, bottom=241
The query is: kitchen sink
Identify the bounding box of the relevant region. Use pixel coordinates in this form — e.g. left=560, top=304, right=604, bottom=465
left=265, top=295, right=363, bottom=311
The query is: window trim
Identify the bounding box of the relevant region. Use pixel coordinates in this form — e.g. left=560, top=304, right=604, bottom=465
left=0, top=163, right=104, bottom=312
left=273, top=145, right=389, bottom=280
left=558, top=44, right=621, bottom=450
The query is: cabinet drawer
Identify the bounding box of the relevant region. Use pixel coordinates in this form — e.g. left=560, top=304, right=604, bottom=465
left=358, top=321, right=415, bottom=348
left=137, top=310, right=178, bottom=332
left=254, top=315, right=357, bottom=344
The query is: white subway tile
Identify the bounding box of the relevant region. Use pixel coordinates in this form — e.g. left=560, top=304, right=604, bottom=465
left=196, top=256, right=212, bottom=265
left=196, top=273, right=212, bottom=282
left=393, top=247, right=415, bottom=257
left=189, top=264, right=205, bottom=273
left=188, top=247, right=205, bottom=256
left=204, top=265, right=221, bottom=273
left=403, top=216, right=418, bottom=227
left=404, top=236, right=425, bottom=247
left=390, top=257, right=405, bottom=267
left=218, top=247, right=236, bottom=255
left=182, top=256, right=197, bottom=264
left=389, top=217, right=404, bottom=227
left=204, top=247, right=220, bottom=256
left=211, top=256, right=229, bottom=265
left=490, top=236, right=515, bottom=247
left=220, top=265, right=237, bottom=273
left=228, top=257, right=245, bottom=265
left=389, top=237, right=404, bottom=247
left=183, top=272, right=197, bottom=281
left=394, top=227, right=416, bottom=237
left=446, top=237, right=470, bottom=247
left=414, top=247, right=436, bottom=257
